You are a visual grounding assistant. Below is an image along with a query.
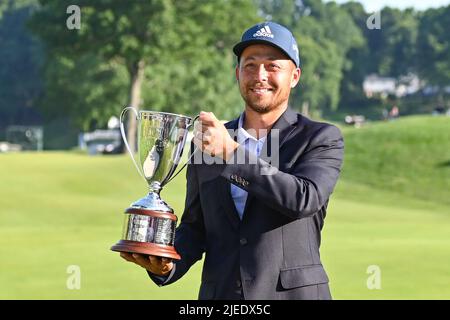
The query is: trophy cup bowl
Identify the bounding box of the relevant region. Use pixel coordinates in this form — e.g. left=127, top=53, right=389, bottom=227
left=111, top=107, right=198, bottom=260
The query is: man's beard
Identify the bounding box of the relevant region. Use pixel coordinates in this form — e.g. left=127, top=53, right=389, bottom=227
left=242, top=97, right=275, bottom=114
left=241, top=88, right=284, bottom=114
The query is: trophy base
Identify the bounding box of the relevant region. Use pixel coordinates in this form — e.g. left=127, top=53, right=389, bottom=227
left=111, top=207, right=181, bottom=260
left=111, top=240, right=181, bottom=260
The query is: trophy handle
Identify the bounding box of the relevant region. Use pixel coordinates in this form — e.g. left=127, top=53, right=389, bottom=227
left=166, top=115, right=200, bottom=184
left=120, top=106, right=146, bottom=181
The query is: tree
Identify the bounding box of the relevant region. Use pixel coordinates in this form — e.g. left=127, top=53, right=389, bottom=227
left=257, top=0, right=363, bottom=115
left=30, top=0, right=180, bottom=152
left=0, top=0, right=44, bottom=133
left=417, top=5, right=450, bottom=87
left=139, top=0, right=260, bottom=121
left=339, top=3, right=421, bottom=115
left=30, top=0, right=259, bottom=151
left=294, top=35, right=344, bottom=116
left=339, top=2, right=370, bottom=103
left=39, top=53, right=128, bottom=131
left=372, top=8, right=419, bottom=77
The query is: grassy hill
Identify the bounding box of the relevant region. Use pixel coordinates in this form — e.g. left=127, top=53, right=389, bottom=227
left=0, top=115, right=449, bottom=299
left=338, top=115, right=450, bottom=207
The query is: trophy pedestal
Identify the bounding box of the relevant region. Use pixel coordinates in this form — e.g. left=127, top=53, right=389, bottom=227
left=111, top=207, right=181, bottom=260
left=111, top=240, right=180, bottom=260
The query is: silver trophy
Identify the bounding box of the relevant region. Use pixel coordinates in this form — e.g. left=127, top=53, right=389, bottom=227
left=111, top=106, right=198, bottom=260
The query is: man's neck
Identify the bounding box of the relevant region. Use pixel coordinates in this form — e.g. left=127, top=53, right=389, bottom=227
left=243, top=105, right=288, bottom=139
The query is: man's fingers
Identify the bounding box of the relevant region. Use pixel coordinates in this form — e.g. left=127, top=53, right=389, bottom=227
left=194, top=128, right=213, bottom=143
left=201, top=111, right=217, bottom=120
left=193, top=130, right=202, bottom=141
left=148, top=255, right=159, bottom=265
left=133, top=254, right=151, bottom=268
left=120, top=252, right=136, bottom=263
left=148, top=255, right=172, bottom=267
left=194, top=121, right=203, bottom=132
left=161, top=257, right=173, bottom=264
left=193, top=137, right=204, bottom=150
left=120, top=253, right=173, bottom=276
left=199, top=111, right=217, bottom=125
left=195, top=120, right=214, bottom=129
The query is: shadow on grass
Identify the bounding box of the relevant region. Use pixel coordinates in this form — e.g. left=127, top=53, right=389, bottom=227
left=437, top=160, right=450, bottom=168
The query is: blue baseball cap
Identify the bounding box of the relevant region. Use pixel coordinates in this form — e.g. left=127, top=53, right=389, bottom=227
left=233, top=21, right=300, bottom=68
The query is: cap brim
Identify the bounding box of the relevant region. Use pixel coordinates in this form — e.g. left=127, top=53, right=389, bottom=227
left=233, top=39, right=297, bottom=67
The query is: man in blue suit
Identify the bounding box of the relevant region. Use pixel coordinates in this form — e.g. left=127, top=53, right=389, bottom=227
left=120, top=21, right=344, bottom=300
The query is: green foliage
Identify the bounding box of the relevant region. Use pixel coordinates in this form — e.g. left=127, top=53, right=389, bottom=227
left=338, top=4, right=424, bottom=117
left=141, top=0, right=260, bottom=120
left=337, top=2, right=370, bottom=106
left=417, top=5, right=450, bottom=86
left=0, top=0, right=43, bottom=130
left=42, top=117, right=80, bottom=150
left=374, top=8, right=419, bottom=77
left=293, top=36, right=344, bottom=113
left=30, top=0, right=176, bottom=67
left=257, top=0, right=364, bottom=113
left=1, top=0, right=449, bottom=142
left=40, top=54, right=128, bottom=130
left=28, top=0, right=259, bottom=130
left=28, top=0, right=181, bottom=132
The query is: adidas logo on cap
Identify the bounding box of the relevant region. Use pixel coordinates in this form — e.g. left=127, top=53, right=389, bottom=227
left=253, top=26, right=274, bottom=38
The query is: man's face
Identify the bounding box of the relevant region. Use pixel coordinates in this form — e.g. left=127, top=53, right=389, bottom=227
left=236, top=44, right=301, bottom=114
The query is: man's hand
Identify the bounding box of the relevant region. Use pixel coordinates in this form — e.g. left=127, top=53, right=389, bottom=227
left=120, top=252, right=173, bottom=276
left=193, top=111, right=239, bottom=161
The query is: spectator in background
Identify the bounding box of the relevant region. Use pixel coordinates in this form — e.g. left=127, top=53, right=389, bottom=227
left=389, top=105, right=399, bottom=120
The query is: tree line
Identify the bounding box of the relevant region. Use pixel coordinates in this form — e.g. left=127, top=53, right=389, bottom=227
left=0, top=0, right=449, bottom=148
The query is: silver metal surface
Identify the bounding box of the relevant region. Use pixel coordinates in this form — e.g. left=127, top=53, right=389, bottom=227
left=120, top=107, right=196, bottom=211
left=122, top=213, right=176, bottom=246
left=138, top=111, right=192, bottom=187
left=130, top=191, right=174, bottom=213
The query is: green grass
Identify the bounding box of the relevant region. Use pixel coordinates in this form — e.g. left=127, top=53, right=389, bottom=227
left=339, top=116, right=450, bottom=206
left=0, top=152, right=201, bottom=299
left=0, top=115, right=449, bottom=299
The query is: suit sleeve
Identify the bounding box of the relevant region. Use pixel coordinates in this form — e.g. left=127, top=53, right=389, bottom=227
left=221, top=124, right=344, bottom=219
left=148, top=144, right=206, bottom=286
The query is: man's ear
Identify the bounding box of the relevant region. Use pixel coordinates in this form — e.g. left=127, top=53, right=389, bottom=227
left=291, top=67, right=301, bottom=88
left=235, top=65, right=240, bottom=82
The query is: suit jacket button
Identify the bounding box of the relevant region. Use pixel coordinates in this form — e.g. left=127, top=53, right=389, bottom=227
left=240, top=238, right=247, bottom=246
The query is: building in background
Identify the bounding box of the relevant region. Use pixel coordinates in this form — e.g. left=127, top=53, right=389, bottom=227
left=363, top=73, right=421, bottom=98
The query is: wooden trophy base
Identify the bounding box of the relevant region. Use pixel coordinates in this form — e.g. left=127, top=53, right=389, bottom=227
left=111, top=239, right=181, bottom=260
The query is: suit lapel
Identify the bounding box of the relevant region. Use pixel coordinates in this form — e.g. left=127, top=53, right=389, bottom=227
left=218, top=118, right=241, bottom=229
left=243, top=108, right=299, bottom=220
left=216, top=176, right=241, bottom=230
left=218, top=109, right=300, bottom=225
left=259, top=107, right=298, bottom=163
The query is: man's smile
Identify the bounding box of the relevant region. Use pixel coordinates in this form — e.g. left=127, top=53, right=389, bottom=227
left=250, top=87, right=273, bottom=94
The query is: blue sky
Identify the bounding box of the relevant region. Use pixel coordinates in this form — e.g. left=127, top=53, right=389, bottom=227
left=326, top=0, right=449, bottom=12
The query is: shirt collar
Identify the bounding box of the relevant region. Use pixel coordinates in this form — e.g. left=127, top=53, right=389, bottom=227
left=237, top=112, right=266, bottom=145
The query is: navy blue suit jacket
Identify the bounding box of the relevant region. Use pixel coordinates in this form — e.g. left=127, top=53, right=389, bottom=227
left=150, top=108, right=344, bottom=300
